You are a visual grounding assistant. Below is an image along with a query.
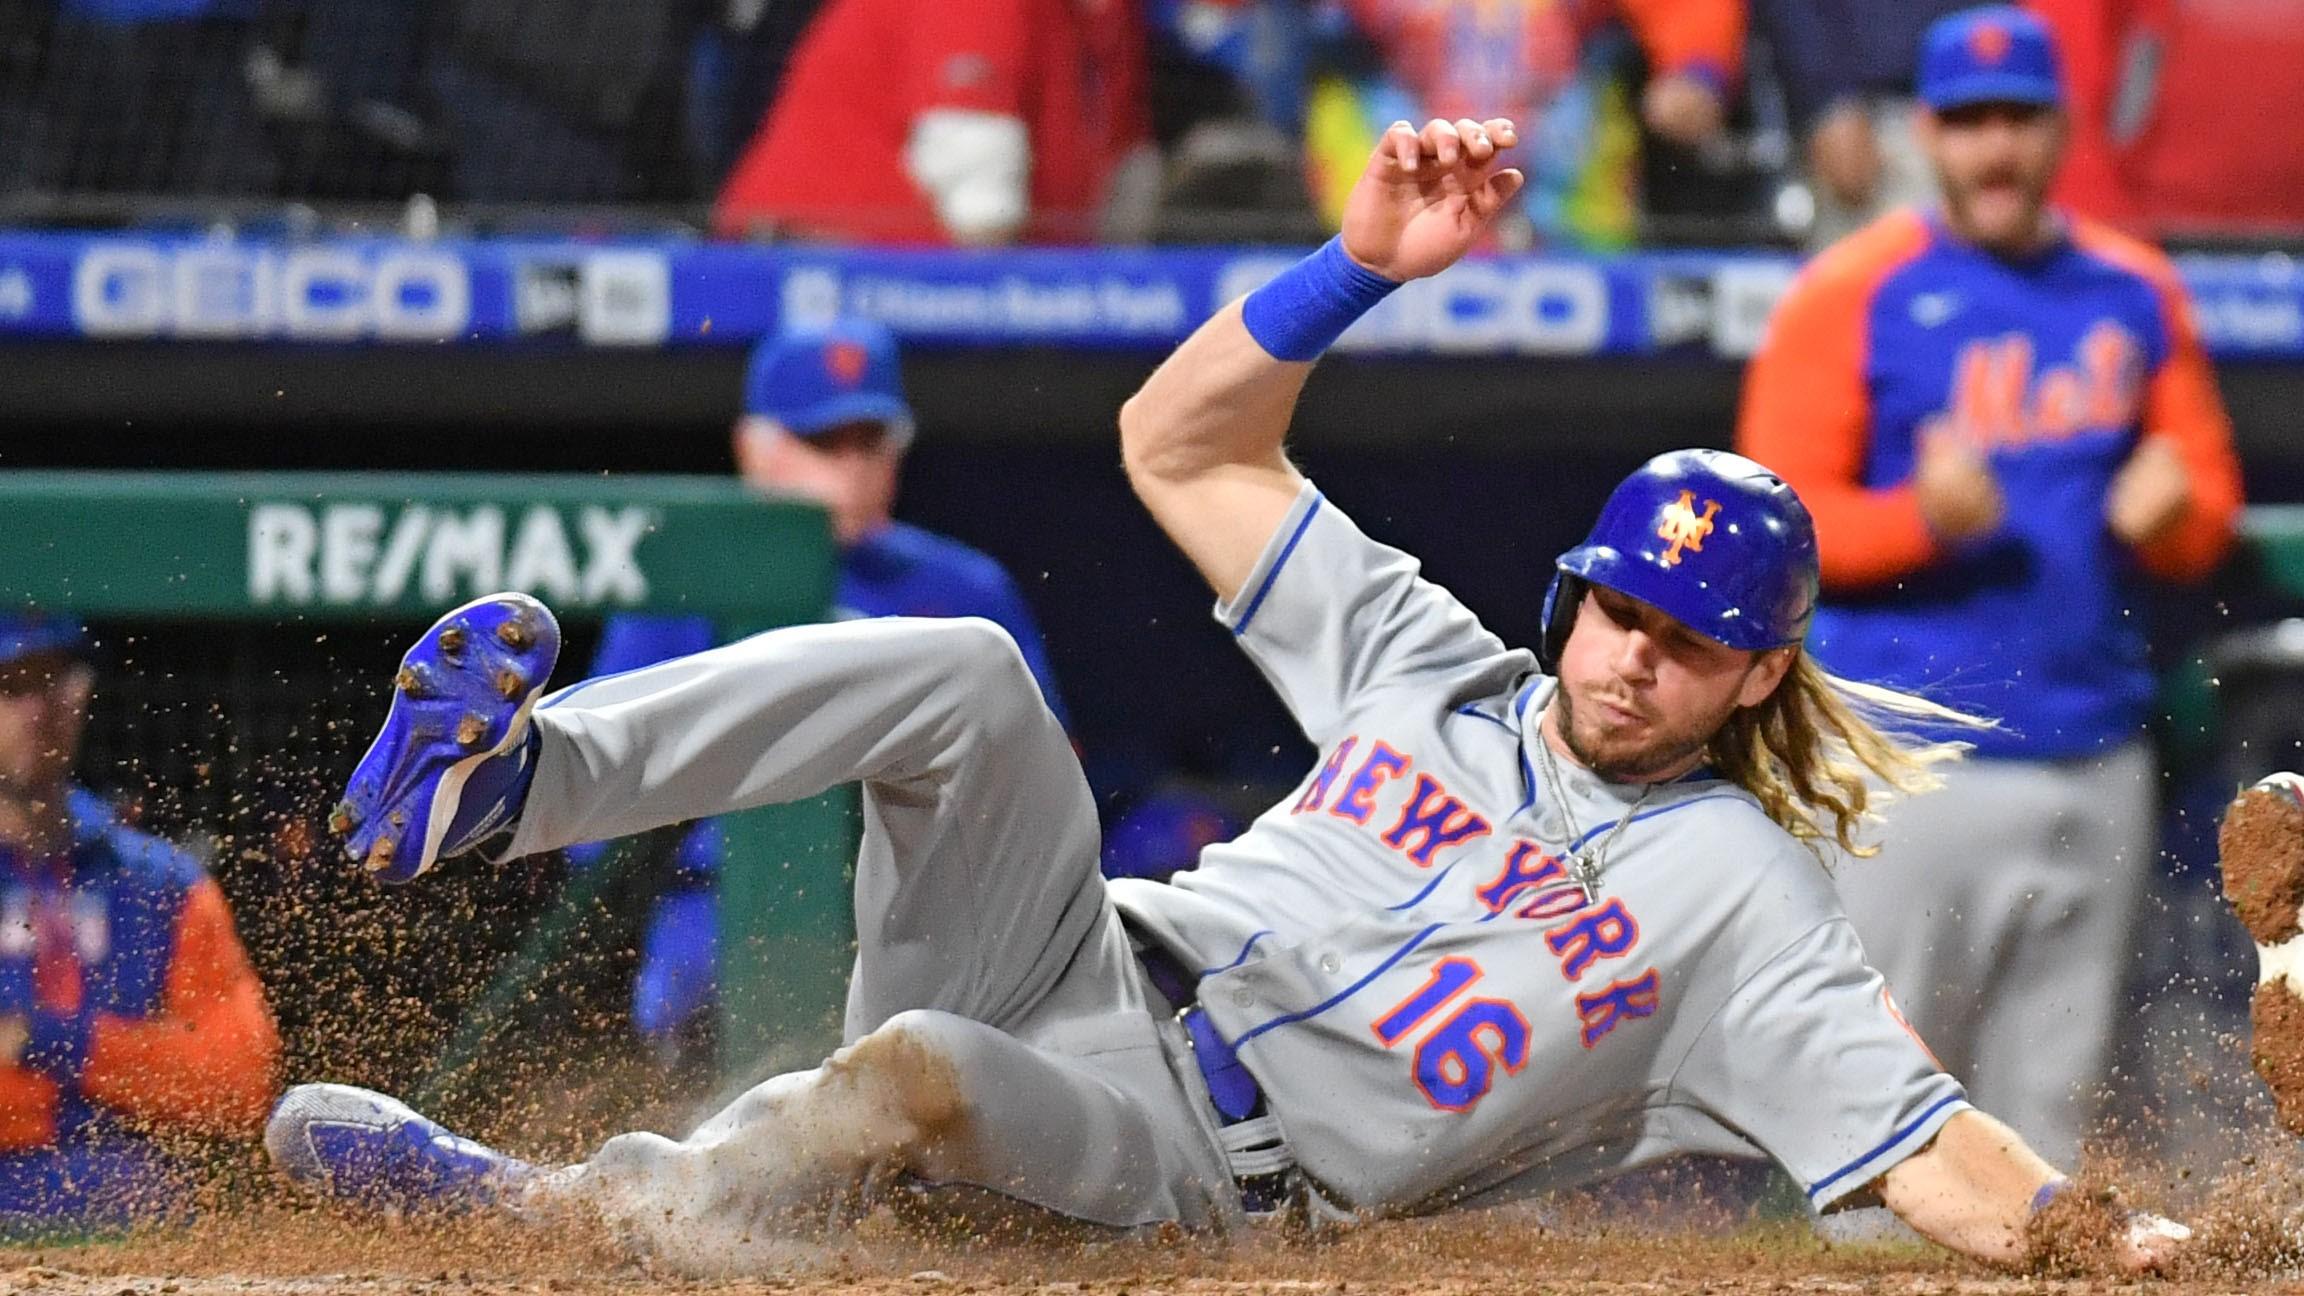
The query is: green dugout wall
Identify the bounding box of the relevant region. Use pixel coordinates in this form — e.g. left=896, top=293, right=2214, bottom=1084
left=0, top=470, right=854, bottom=1083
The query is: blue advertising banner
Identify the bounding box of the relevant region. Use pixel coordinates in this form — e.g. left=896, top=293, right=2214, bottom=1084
left=0, top=230, right=2297, bottom=360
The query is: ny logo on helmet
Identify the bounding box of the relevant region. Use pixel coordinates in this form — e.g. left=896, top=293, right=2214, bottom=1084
left=1655, top=491, right=1721, bottom=567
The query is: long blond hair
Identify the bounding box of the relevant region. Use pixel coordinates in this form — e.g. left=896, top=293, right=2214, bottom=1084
left=1706, top=650, right=1992, bottom=859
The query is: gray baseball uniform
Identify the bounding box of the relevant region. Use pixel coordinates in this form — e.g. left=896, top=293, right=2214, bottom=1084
left=496, top=481, right=1966, bottom=1269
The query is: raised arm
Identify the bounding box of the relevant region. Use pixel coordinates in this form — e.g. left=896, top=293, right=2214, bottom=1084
left=1118, top=117, right=1524, bottom=603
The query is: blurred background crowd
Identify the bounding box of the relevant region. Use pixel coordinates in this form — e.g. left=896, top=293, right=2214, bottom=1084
left=3, top=0, right=2302, bottom=249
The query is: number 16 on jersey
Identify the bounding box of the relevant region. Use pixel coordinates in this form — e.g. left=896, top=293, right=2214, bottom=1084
left=1370, top=958, right=1531, bottom=1112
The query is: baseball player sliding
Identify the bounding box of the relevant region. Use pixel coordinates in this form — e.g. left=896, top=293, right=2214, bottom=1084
left=268, top=118, right=2185, bottom=1272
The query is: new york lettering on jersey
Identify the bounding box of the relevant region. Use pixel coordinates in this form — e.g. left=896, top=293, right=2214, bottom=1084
left=1865, top=218, right=2166, bottom=481
left=1289, top=736, right=1663, bottom=1061
left=1111, top=482, right=1966, bottom=1218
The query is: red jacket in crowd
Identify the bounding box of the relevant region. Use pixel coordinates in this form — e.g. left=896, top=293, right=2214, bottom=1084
left=714, top=0, right=1150, bottom=245
left=2034, top=0, right=2304, bottom=237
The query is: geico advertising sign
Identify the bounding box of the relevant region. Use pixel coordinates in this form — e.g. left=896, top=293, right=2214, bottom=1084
left=248, top=502, right=657, bottom=607
left=73, top=242, right=471, bottom=341
left=1215, top=256, right=1609, bottom=354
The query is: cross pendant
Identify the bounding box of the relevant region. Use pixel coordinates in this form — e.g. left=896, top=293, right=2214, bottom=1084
left=1567, top=849, right=1602, bottom=903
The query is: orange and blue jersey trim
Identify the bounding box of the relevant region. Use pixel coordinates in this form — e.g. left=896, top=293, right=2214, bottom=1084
left=1736, top=208, right=2242, bottom=757
left=1737, top=210, right=1941, bottom=592
left=0, top=791, right=279, bottom=1171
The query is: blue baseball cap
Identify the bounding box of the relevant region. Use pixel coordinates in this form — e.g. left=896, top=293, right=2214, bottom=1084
left=1920, top=6, right=2063, bottom=112
left=742, top=320, right=914, bottom=437
left=0, top=614, right=88, bottom=669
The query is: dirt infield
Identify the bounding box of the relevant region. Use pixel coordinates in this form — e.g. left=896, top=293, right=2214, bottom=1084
left=8, top=1186, right=2304, bottom=1296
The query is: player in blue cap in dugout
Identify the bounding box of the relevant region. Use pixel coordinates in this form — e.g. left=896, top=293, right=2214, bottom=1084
left=0, top=613, right=279, bottom=1233
left=586, top=318, right=1066, bottom=1065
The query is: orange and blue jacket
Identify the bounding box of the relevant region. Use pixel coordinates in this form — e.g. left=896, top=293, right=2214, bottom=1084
left=1737, top=209, right=2242, bottom=758
left=0, top=789, right=278, bottom=1225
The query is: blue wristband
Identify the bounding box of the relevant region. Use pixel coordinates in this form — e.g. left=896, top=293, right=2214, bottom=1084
left=2029, top=1177, right=2072, bottom=1216
left=1240, top=236, right=1402, bottom=362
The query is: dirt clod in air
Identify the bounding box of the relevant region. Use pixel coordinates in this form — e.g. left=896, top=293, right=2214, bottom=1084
left=2253, top=983, right=2304, bottom=1138
left=2219, top=786, right=2304, bottom=944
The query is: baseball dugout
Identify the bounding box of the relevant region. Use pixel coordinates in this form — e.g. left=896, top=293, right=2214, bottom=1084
left=0, top=470, right=848, bottom=1130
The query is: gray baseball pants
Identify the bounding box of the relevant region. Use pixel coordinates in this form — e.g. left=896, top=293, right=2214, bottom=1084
left=1830, top=742, right=2155, bottom=1168
left=498, top=617, right=1240, bottom=1272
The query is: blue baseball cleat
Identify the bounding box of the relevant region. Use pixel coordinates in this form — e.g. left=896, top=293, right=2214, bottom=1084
left=266, top=1083, right=536, bottom=1211
left=331, top=592, right=561, bottom=883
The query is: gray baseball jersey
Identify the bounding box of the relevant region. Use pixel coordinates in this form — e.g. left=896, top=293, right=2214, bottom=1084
left=1110, top=480, right=1968, bottom=1216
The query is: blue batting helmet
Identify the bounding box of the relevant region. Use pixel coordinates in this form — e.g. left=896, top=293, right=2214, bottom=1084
left=1538, top=450, right=1818, bottom=670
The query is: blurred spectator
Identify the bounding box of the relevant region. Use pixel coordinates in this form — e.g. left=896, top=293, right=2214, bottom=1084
left=1303, top=0, right=1742, bottom=248
left=2021, top=0, right=2145, bottom=231
left=582, top=319, right=1066, bottom=1063
left=1137, top=0, right=1334, bottom=243
left=425, top=0, right=700, bottom=203
left=245, top=0, right=450, bottom=202
left=1151, top=0, right=1334, bottom=134
left=0, top=615, right=279, bottom=1234
left=1735, top=7, right=2241, bottom=1167
left=713, top=0, right=1155, bottom=244
left=0, top=0, right=279, bottom=200
left=684, top=0, right=833, bottom=183
left=2034, top=0, right=2304, bottom=241
left=1751, top=0, right=1973, bottom=247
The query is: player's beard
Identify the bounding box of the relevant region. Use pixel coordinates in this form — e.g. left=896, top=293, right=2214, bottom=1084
left=0, top=765, right=70, bottom=851
left=1936, top=147, right=2055, bottom=255
left=1553, top=679, right=1741, bottom=785
left=0, top=727, right=64, bottom=800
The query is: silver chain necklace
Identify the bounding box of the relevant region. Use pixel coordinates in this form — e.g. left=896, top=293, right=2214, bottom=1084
left=1536, top=698, right=1657, bottom=903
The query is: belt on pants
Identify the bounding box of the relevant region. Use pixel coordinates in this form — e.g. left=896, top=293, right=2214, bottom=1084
left=1134, top=939, right=1296, bottom=1212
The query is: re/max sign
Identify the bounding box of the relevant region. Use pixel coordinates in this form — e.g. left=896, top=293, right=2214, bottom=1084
left=247, top=502, right=656, bottom=607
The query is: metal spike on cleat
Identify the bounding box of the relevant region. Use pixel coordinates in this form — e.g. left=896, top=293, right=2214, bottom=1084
left=328, top=801, right=360, bottom=837
left=455, top=713, right=487, bottom=746
left=437, top=624, right=467, bottom=659
left=494, top=666, right=525, bottom=701
left=496, top=613, right=534, bottom=651
left=395, top=665, right=430, bottom=697
left=366, top=838, right=396, bottom=873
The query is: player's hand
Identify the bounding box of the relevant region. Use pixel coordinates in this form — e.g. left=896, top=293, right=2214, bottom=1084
left=1808, top=102, right=1882, bottom=208
left=1643, top=73, right=1726, bottom=146
left=2106, top=436, right=2192, bottom=547
left=2117, top=1210, right=2192, bottom=1272
left=1915, top=427, right=2004, bottom=544
left=1340, top=118, right=1526, bottom=284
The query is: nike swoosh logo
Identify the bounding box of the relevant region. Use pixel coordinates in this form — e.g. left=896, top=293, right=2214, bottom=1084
left=1911, top=293, right=1960, bottom=327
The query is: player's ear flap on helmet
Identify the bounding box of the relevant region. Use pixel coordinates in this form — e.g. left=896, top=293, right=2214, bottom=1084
left=1537, top=573, right=1585, bottom=674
